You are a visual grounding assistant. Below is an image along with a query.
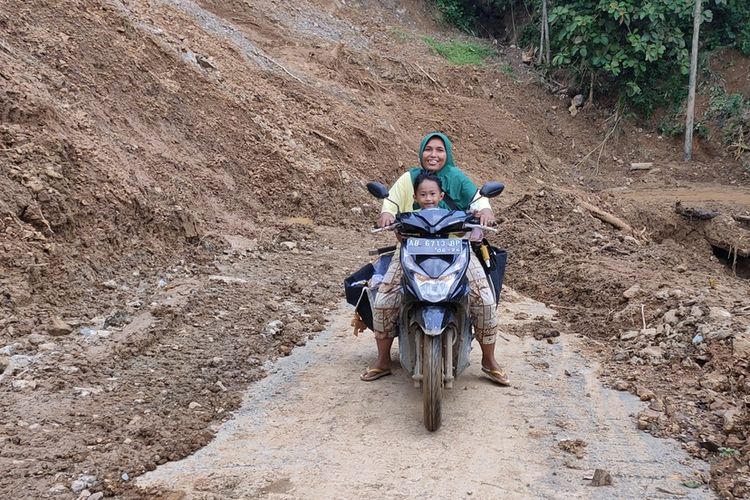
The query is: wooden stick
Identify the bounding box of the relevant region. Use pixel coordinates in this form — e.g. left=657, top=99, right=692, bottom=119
left=574, top=112, right=620, bottom=170
left=413, top=63, right=446, bottom=93
left=734, top=215, right=750, bottom=223
left=629, top=162, right=653, bottom=171
left=640, top=304, right=646, bottom=330
left=522, top=211, right=545, bottom=231
left=577, top=199, right=637, bottom=237
left=311, top=129, right=338, bottom=146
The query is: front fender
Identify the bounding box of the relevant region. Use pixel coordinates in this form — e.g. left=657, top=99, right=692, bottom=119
left=414, top=305, right=452, bottom=336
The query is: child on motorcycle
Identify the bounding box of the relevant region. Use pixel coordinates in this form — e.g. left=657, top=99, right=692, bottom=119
left=362, top=171, right=509, bottom=386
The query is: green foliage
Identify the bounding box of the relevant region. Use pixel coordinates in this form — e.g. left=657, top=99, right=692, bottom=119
left=704, top=87, right=750, bottom=145
left=704, top=0, right=750, bottom=55
left=434, top=0, right=475, bottom=33
left=719, top=447, right=740, bottom=458
left=423, top=37, right=496, bottom=66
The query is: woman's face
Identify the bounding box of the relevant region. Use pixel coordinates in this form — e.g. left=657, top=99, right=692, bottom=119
left=414, top=179, right=444, bottom=209
left=421, top=137, right=447, bottom=173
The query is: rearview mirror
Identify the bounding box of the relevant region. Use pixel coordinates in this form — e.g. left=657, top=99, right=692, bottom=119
left=479, top=182, right=504, bottom=198
left=366, top=182, right=390, bottom=199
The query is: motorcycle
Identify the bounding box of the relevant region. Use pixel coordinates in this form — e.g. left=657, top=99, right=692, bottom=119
left=349, top=181, right=504, bottom=431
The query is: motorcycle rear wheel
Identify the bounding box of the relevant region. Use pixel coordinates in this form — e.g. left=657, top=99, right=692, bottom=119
left=422, top=334, right=443, bottom=432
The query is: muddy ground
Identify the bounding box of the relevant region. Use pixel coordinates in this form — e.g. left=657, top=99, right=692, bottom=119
left=1, top=0, right=749, bottom=498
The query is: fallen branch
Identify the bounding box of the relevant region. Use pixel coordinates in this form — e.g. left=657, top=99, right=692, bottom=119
left=629, top=162, right=653, bottom=171
left=521, top=211, right=545, bottom=231
left=413, top=62, right=447, bottom=93
left=734, top=215, right=750, bottom=224
left=573, top=111, right=621, bottom=171
left=577, top=199, right=637, bottom=238
left=255, top=51, right=304, bottom=84
left=311, top=129, right=338, bottom=146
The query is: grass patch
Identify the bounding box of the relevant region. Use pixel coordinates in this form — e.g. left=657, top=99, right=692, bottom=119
left=423, top=36, right=495, bottom=66
left=388, top=27, right=412, bottom=44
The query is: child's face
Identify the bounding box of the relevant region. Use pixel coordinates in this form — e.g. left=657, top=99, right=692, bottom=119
left=414, top=179, right=444, bottom=209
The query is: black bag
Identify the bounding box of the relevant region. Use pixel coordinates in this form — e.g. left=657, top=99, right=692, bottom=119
left=343, top=254, right=393, bottom=331
left=472, top=239, right=507, bottom=304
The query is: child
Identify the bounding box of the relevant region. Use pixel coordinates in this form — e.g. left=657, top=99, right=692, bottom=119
left=412, top=171, right=444, bottom=210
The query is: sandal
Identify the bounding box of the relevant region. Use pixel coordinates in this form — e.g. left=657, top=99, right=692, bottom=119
left=481, top=366, right=510, bottom=386
left=360, top=367, right=392, bottom=382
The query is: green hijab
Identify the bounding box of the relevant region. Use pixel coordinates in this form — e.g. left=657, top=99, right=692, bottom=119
left=409, top=132, right=479, bottom=211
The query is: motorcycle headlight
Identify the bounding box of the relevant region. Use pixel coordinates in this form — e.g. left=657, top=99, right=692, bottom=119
left=404, top=251, right=468, bottom=303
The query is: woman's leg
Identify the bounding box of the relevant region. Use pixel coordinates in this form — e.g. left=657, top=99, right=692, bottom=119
left=364, top=256, right=403, bottom=379
left=466, top=254, right=508, bottom=384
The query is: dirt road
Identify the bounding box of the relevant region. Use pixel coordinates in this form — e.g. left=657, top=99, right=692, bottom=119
left=138, top=290, right=713, bottom=499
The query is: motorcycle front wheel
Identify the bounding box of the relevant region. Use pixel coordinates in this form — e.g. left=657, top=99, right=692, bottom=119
left=422, top=334, right=443, bottom=432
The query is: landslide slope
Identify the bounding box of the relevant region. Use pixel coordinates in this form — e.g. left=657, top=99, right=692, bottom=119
left=1, top=0, right=749, bottom=497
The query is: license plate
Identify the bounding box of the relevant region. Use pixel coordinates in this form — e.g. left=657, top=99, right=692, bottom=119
left=406, top=238, right=463, bottom=255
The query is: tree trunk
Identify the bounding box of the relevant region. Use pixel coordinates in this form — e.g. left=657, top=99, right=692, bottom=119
left=684, top=0, right=702, bottom=161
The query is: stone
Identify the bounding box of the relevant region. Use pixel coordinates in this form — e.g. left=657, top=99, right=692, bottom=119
left=722, top=409, right=739, bottom=433
left=102, top=279, right=118, bottom=290
left=0, top=344, right=17, bottom=356
left=636, top=386, right=656, bottom=401
left=706, top=328, right=733, bottom=341
left=613, top=379, right=629, bottom=391
left=280, top=241, right=297, bottom=251
left=263, top=320, right=284, bottom=336
left=188, top=401, right=202, bottom=409
left=669, top=288, right=686, bottom=299
left=48, top=318, right=73, bottom=336
left=654, top=289, right=670, bottom=300
left=27, top=333, right=46, bottom=345
left=88, top=493, right=104, bottom=500
left=11, top=380, right=37, bottom=391
left=38, top=342, right=59, bottom=352
left=70, top=474, right=97, bottom=493
left=708, top=307, right=732, bottom=323
left=590, top=469, right=613, bottom=486
left=700, top=372, right=728, bottom=392
left=690, top=306, right=704, bottom=319
left=620, top=330, right=639, bottom=341
left=663, top=310, right=680, bottom=326
left=640, top=346, right=664, bottom=363
left=733, top=330, right=750, bottom=359
left=48, top=483, right=69, bottom=495
left=623, top=284, right=641, bottom=299
left=674, top=264, right=688, bottom=273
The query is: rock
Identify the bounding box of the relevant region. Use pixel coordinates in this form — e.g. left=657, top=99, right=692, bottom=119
left=669, top=288, right=685, bottom=299
left=76, top=489, right=91, bottom=499
left=654, top=289, right=670, bottom=300
left=0, top=344, right=17, bottom=356
left=613, top=379, right=629, bottom=391
left=636, top=386, right=656, bottom=401
left=188, top=401, right=202, bottom=409
left=70, top=474, right=97, bottom=493
left=692, top=334, right=704, bottom=345
left=102, top=279, right=118, bottom=290
left=620, top=331, right=639, bottom=341
left=733, top=330, right=750, bottom=359
left=48, top=483, right=69, bottom=495
left=674, top=264, right=688, bottom=273
left=263, top=320, right=284, bottom=336
left=663, top=309, right=680, bottom=326
left=11, top=380, right=37, bottom=391
left=722, top=409, right=739, bottom=433
left=640, top=327, right=657, bottom=337
left=700, top=372, right=728, bottom=392
left=689, top=306, right=704, bottom=319
left=706, top=327, right=733, bottom=341
left=590, top=469, right=613, bottom=486
left=88, top=493, right=104, bottom=500
left=122, top=472, right=130, bottom=481
left=38, top=342, right=59, bottom=352
left=640, top=346, right=664, bottom=364
left=708, top=307, right=732, bottom=323
left=27, top=333, right=46, bottom=345
left=623, top=284, right=641, bottom=299
left=280, top=241, right=297, bottom=251
left=48, top=317, right=73, bottom=336
left=350, top=207, right=362, bottom=215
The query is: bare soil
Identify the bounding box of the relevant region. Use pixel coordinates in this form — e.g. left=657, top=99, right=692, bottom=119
left=1, top=0, right=749, bottom=498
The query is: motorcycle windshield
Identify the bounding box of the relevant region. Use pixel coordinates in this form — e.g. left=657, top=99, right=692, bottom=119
left=398, top=208, right=468, bottom=236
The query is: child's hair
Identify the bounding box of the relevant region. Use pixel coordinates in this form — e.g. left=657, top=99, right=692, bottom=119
left=413, top=171, right=443, bottom=192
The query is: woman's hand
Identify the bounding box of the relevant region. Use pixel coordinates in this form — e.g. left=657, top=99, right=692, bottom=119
left=378, top=212, right=396, bottom=228
left=476, top=208, right=495, bottom=227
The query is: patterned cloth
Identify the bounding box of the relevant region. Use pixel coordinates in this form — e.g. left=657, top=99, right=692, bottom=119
left=372, top=250, right=498, bottom=344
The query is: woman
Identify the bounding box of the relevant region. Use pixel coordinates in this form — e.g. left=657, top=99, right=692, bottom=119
left=361, top=132, right=509, bottom=386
